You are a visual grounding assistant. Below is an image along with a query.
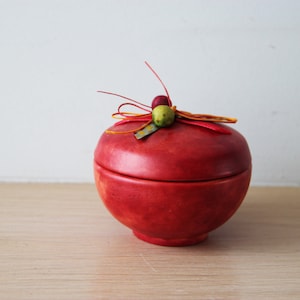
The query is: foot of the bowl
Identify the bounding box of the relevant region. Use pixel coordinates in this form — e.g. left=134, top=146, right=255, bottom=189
left=133, top=231, right=208, bottom=247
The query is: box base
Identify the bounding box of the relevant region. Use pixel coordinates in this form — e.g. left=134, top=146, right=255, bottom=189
left=133, top=231, right=208, bottom=247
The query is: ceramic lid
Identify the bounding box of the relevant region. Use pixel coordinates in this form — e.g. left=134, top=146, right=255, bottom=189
left=94, top=121, right=251, bottom=182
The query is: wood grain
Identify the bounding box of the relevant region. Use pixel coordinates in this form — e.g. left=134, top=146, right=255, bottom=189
left=0, top=184, right=299, bottom=299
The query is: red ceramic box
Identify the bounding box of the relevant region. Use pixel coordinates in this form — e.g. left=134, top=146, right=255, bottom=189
left=94, top=120, right=251, bottom=246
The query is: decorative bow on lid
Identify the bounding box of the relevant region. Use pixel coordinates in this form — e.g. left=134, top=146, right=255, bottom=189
left=98, top=62, right=237, bottom=139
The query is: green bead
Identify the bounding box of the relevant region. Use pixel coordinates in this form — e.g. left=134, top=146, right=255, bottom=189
left=152, top=105, right=175, bottom=127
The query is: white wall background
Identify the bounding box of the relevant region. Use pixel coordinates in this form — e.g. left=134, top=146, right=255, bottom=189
left=0, top=0, right=299, bottom=186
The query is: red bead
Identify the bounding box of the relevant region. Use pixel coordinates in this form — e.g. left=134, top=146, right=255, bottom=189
left=151, top=95, right=170, bottom=109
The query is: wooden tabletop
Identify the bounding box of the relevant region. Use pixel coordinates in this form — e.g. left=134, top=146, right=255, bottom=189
left=0, top=184, right=299, bottom=299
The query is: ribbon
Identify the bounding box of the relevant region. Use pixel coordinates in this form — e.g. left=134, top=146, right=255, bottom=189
left=97, top=62, right=237, bottom=137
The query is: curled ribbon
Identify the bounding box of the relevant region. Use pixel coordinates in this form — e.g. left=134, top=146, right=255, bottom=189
left=97, top=62, right=237, bottom=137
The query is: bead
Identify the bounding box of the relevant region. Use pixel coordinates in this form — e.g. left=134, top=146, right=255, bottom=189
left=151, top=95, right=170, bottom=109
left=152, top=105, right=175, bottom=127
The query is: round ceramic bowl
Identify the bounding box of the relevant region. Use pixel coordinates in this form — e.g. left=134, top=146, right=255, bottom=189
left=94, top=122, right=251, bottom=246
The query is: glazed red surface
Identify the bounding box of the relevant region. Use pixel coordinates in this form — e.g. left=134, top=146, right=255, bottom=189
left=94, top=121, right=252, bottom=246
left=94, top=164, right=251, bottom=245
left=94, top=122, right=251, bottom=181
